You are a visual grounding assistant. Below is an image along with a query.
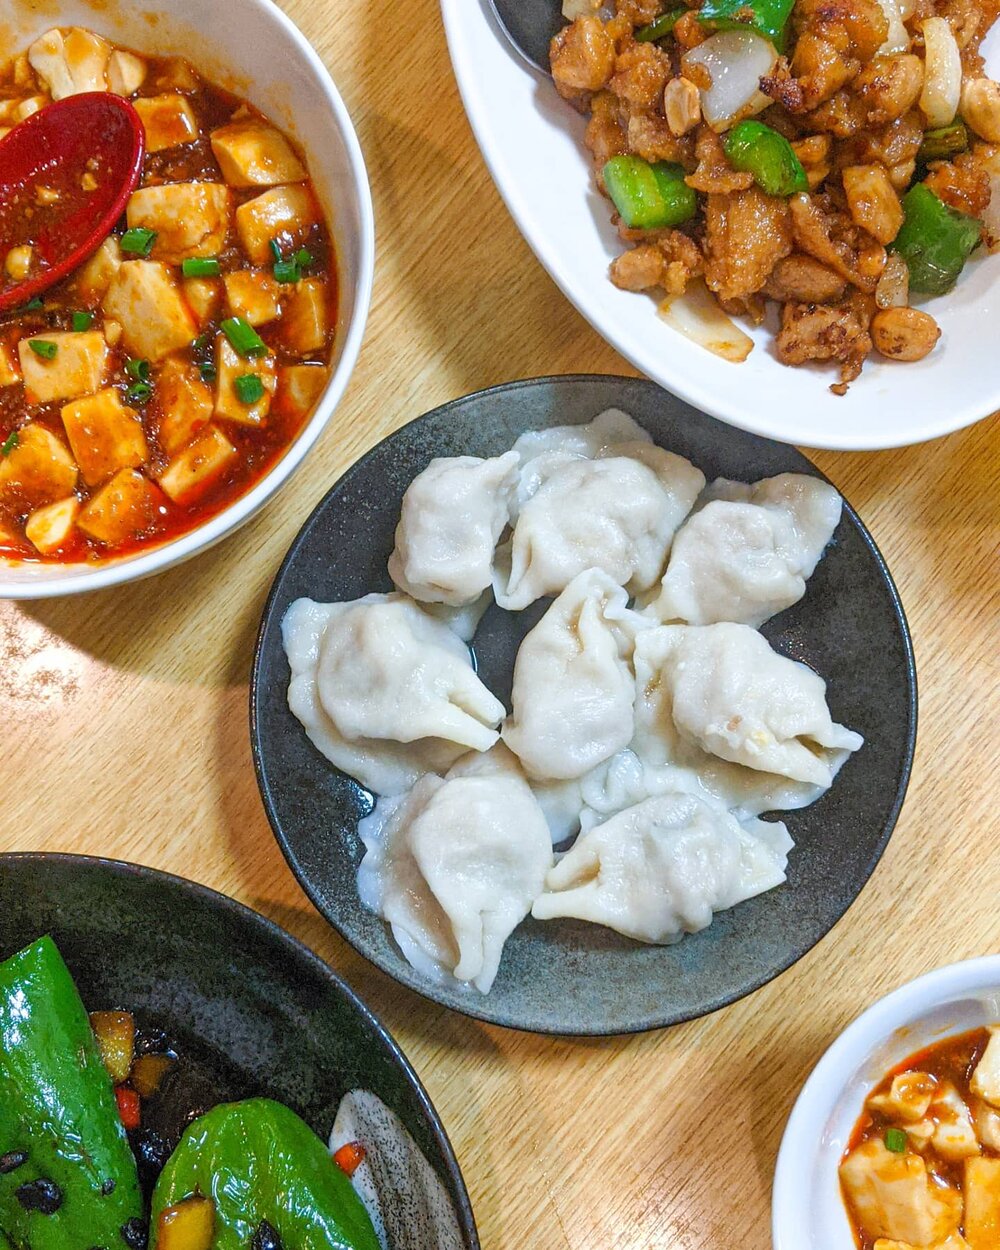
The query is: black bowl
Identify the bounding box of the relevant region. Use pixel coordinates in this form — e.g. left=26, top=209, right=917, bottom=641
left=251, top=375, right=917, bottom=1035
left=0, top=852, right=479, bottom=1248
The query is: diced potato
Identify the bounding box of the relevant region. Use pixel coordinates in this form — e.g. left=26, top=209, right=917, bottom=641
left=130, top=1053, right=174, bottom=1098
left=107, top=50, right=147, bottom=97
left=126, top=184, right=232, bottom=264
left=236, top=185, right=319, bottom=264
left=972, top=1098, right=1000, bottom=1152
left=223, top=270, right=280, bottom=326
left=214, top=337, right=276, bottom=426
left=965, top=1156, right=1000, bottom=1250
left=281, top=278, right=328, bottom=354
left=132, top=94, right=199, bottom=153
left=88, top=1010, right=135, bottom=1085
left=0, top=339, right=21, bottom=387
left=277, top=364, right=328, bottom=417
left=158, top=425, right=237, bottom=502
left=153, top=58, right=199, bottom=93
left=839, top=1139, right=962, bottom=1245
left=971, top=1029, right=1000, bottom=1108
left=103, top=262, right=198, bottom=362
left=19, top=331, right=108, bottom=404
left=78, top=468, right=164, bottom=545
left=0, top=424, right=78, bottom=508
left=24, top=496, right=80, bottom=554
left=28, top=28, right=111, bottom=100
left=181, top=277, right=223, bottom=329
left=14, top=96, right=46, bottom=121
left=875, top=1236, right=971, bottom=1250
left=73, top=237, right=122, bottom=303
left=155, top=1195, right=215, bottom=1250
left=61, top=388, right=148, bottom=486
left=930, top=1083, right=980, bottom=1161
left=210, top=120, right=307, bottom=187
left=156, top=358, right=213, bottom=454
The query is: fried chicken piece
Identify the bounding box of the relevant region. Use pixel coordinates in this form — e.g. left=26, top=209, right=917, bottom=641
left=793, top=0, right=888, bottom=63
left=610, top=231, right=703, bottom=295
left=789, top=192, right=885, bottom=291
left=609, top=39, right=671, bottom=108
left=923, top=151, right=993, bottom=217
left=585, top=90, right=628, bottom=186
left=765, top=253, right=849, bottom=302
left=704, top=187, right=794, bottom=303
left=776, top=291, right=874, bottom=391
left=685, top=126, right=754, bottom=194
left=627, top=109, right=694, bottom=163
left=551, top=17, right=616, bottom=98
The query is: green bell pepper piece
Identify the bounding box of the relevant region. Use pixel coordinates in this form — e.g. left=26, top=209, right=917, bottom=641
left=0, top=937, right=143, bottom=1250
left=603, top=156, right=697, bottom=230
left=892, top=183, right=983, bottom=295
left=635, top=8, right=685, bottom=40
left=150, top=1100, right=379, bottom=1250
left=722, top=120, right=809, bottom=197
left=697, top=0, right=794, bottom=46
left=917, top=120, right=970, bottom=165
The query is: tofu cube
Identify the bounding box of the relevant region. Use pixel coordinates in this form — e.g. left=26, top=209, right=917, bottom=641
left=277, top=364, right=328, bottom=418
left=61, top=388, right=148, bottom=486
left=182, top=277, right=223, bottom=328
left=14, top=97, right=46, bottom=121
left=0, top=424, right=78, bottom=508
left=156, top=358, right=213, bottom=454
left=104, top=320, right=123, bottom=348
left=0, top=339, right=21, bottom=387
left=152, top=58, right=200, bottom=93
left=972, top=1098, right=1000, bottom=1152
left=214, top=337, right=276, bottom=426
left=107, top=50, right=147, bottom=97
left=965, top=1156, right=1000, bottom=1250
left=210, top=120, right=307, bottom=187
left=103, top=262, right=198, bottom=362
left=19, top=331, right=108, bottom=404
left=25, top=496, right=80, bottom=554
left=971, top=1029, right=1000, bottom=1108
left=73, top=237, right=122, bottom=303
left=236, top=185, right=319, bottom=264
left=158, top=425, right=237, bottom=502
left=930, top=1083, right=980, bottom=1162
left=875, top=1237, right=971, bottom=1250
left=223, top=269, right=281, bottom=326
left=839, top=1139, right=962, bottom=1245
left=132, top=94, right=199, bottom=152
left=78, top=468, right=164, bottom=545
left=126, top=183, right=231, bottom=263
left=28, top=28, right=111, bottom=100
left=281, top=278, right=328, bottom=354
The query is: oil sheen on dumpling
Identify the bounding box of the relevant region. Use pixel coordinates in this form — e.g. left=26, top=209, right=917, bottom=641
left=531, top=791, right=792, bottom=942
left=357, top=771, right=552, bottom=993
left=502, top=570, right=648, bottom=782
left=282, top=594, right=504, bottom=795
left=388, top=451, right=520, bottom=607
left=643, top=473, right=843, bottom=627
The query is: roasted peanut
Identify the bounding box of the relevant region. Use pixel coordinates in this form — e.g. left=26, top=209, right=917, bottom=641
left=842, top=164, right=904, bottom=244
left=663, top=77, right=701, bottom=136
left=961, top=77, right=1000, bottom=142
left=871, top=307, right=941, bottom=360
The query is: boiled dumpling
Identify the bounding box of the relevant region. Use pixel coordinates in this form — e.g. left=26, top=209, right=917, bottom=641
left=388, top=451, right=520, bottom=607
left=357, top=770, right=553, bottom=993
left=282, top=594, right=503, bottom=795
left=643, top=473, right=843, bottom=627
left=531, top=790, right=792, bottom=942
left=447, top=743, right=583, bottom=845
left=502, top=570, right=649, bottom=781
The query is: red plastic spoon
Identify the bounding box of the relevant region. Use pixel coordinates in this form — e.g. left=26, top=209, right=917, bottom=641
left=0, top=92, right=145, bottom=313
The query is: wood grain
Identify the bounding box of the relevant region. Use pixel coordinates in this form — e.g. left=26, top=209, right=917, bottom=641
left=2, top=2, right=1000, bottom=1246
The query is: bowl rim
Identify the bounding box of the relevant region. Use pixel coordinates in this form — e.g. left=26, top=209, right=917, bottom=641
left=249, top=371, right=919, bottom=1037
left=0, top=0, right=375, bottom=601
left=0, top=849, right=481, bottom=1250
left=771, top=954, right=1000, bottom=1249
left=439, top=0, right=998, bottom=452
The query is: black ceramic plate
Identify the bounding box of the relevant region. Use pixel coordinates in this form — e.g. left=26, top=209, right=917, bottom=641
left=251, top=375, right=917, bottom=1036
left=0, top=853, right=479, bottom=1249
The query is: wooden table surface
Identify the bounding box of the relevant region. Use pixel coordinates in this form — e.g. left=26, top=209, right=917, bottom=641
left=3, top=2, right=1000, bottom=1246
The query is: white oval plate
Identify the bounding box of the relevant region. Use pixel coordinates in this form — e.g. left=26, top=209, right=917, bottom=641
left=441, top=0, right=1000, bottom=450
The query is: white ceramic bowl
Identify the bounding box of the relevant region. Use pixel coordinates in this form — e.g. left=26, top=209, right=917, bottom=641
left=441, top=0, right=1000, bottom=450
left=1, top=0, right=374, bottom=599
left=772, top=956, right=1000, bottom=1249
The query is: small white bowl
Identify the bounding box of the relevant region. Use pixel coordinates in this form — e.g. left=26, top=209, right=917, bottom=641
left=772, top=956, right=1000, bottom=1250
left=441, top=0, right=1000, bottom=451
left=1, top=0, right=374, bottom=599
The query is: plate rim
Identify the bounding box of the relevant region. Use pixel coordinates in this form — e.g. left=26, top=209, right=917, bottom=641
left=0, top=849, right=480, bottom=1250
left=250, top=373, right=918, bottom=1036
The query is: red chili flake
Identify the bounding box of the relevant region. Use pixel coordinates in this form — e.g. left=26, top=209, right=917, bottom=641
left=333, top=1141, right=366, bottom=1177
left=115, top=1087, right=141, bottom=1132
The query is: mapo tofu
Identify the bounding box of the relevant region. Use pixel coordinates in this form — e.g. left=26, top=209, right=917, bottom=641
left=0, top=27, right=337, bottom=562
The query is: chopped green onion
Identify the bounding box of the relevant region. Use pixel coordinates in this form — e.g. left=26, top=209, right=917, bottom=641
left=125, top=358, right=151, bottom=382
left=273, top=258, right=302, bottom=284
left=697, top=0, right=795, bottom=46
left=917, top=121, right=969, bottom=165
left=603, top=156, right=697, bottom=230
left=891, top=184, right=983, bottom=295
left=234, top=374, right=265, bottom=405
left=1, top=430, right=18, bottom=456
left=192, top=333, right=209, bottom=352
left=294, top=247, right=313, bottom=267
left=21, top=296, right=44, bottom=312
left=884, top=1128, right=907, bottom=1154
left=723, top=120, right=808, bottom=197
left=71, top=311, right=95, bottom=332
left=199, top=361, right=217, bottom=383
left=125, top=381, right=153, bottom=405
left=27, top=339, right=57, bottom=360
left=636, top=8, right=685, bottom=40
left=221, top=316, right=267, bottom=358
left=269, top=239, right=284, bottom=264
left=119, top=227, right=158, bottom=257
left=182, top=257, right=221, bottom=278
